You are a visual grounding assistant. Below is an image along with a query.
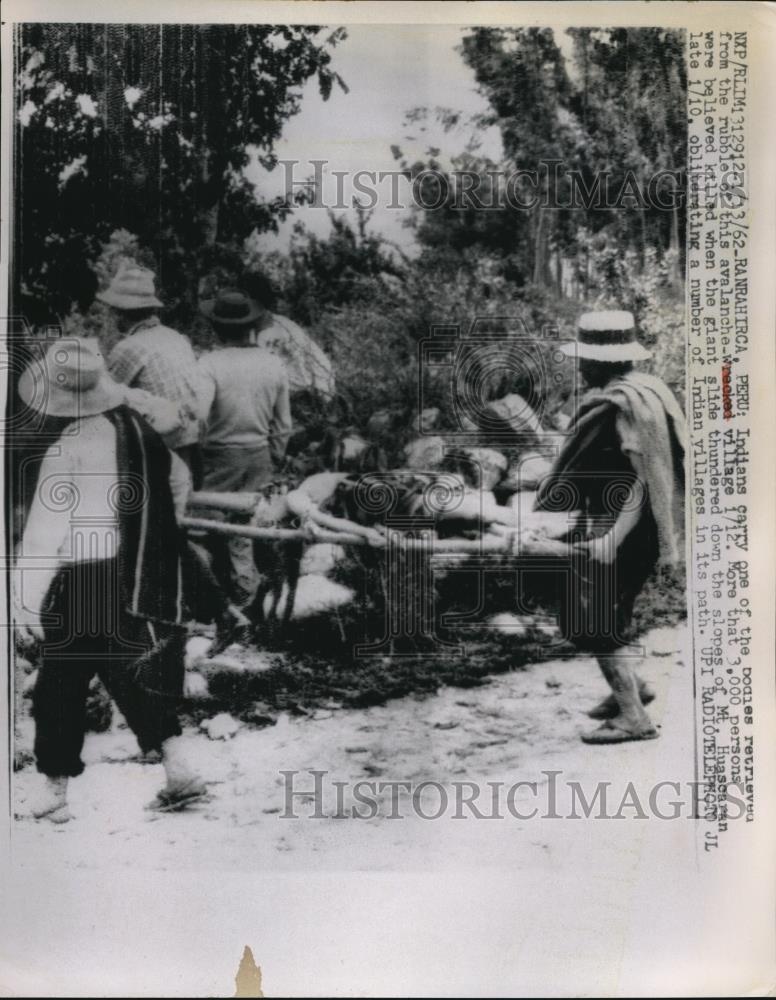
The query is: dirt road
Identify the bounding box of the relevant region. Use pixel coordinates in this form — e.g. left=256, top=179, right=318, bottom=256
left=12, top=623, right=693, bottom=874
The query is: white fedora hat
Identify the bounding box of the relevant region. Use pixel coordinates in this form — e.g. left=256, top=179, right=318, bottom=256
left=18, top=338, right=125, bottom=419
left=559, top=311, right=651, bottom=362
left=96, top=261, right=163, bottom=311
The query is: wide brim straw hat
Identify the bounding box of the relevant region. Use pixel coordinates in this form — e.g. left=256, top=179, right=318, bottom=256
left=200, top=289, right=263, bottom=327
left=96, top=261, right=164, bottom=310
left=18, top=337, right=125, bottom=419
left=559, top=310, right=651, bottom=362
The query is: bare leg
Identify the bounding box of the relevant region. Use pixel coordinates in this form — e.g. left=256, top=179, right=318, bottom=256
left=145, top=736, right=209, bottom=812
left=587, top=676, right=656, bottom=719
left=582, top=650, right=658, bottom=743
left=30, top=775, right=71, bottom=822
left=160, top=736, right=203, bottom=792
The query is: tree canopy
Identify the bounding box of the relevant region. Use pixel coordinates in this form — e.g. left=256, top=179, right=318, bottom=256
left=14, top=23, right=347, bottom=322
left=400, top=27, right=686, bottom=293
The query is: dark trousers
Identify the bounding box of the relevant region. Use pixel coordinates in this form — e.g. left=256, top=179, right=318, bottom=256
left=558, top=514, right=660, bottom=653
left=182, top=537, right=231, bottom=623
left=32, top=559, right=184, bottom=778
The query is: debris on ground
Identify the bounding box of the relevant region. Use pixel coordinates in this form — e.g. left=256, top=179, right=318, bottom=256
left=200, top=712, right=241, bottom=740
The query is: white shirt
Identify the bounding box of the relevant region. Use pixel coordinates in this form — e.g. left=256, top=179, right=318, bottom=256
left=14, top=414, right=190, bottom=617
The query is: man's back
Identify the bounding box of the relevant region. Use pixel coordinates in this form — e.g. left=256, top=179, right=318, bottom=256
left=108, top=320, right=202, bottom=447
left=198, top=344, right=291, bottom=453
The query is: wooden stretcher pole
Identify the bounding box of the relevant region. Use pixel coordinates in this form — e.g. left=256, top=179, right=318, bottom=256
left=181, top=515, right=527, bottom=554
left=189, top=491, right=261, bottom=514
left=182, top=516, right=368, bottom=547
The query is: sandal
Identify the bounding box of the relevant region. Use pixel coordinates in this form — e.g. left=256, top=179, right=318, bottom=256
left=581, top=721, right=660, bottom=744
left=146, top=779, right=210, bottom=813
left=31, top=802, right=73, bottom=824
left=587, top=682, right=656, bottom=720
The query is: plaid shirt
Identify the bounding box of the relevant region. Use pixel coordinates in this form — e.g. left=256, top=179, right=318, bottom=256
left=108, top=316, right=203, bottom=448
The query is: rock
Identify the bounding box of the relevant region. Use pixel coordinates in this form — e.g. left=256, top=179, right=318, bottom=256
left=15, top=655, right=34, bottom=675
left=420, top=407, right=441, bottom=432
left=366, top=409, right=392, bottom=436
left=366, top=408, right=403, bottom=439
left=487, top=613, right=533, bottom=636
left=13, top=748, right=35, bottom=772
left=458, top=414, right=480, bottom=432
left=485, top=393, right=544, bottom=441
left=185, top=635, right=213, bottom=667
left=250, top=713, right=276, bottom=728
left=242, top=702, right=277, bottom=727
left=202, top=654, right=246, bottom=675
left=22, top=669, right=38, bottom=697
left=404, top=436, right=446, bottom=470
left=300, top=542, right=346, bottom=577
left=462, top=448, right=508, bottom=489
left=200, top=712, right=241, bottom=740
left=204, top=651, right=273, bottom=687
left=339, top=434, right=369, bottom=471
left=183, top=671, right=210, bottom=700
left=239, top=652, right=275, bottom=674
left=265, top=574, right=355, bottom=620
left=223, top=643, right=247, bottom=656
left=648, top=626, right=682, bottom=657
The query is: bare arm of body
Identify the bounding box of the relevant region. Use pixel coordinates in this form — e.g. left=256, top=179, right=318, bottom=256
left=285, top=474, right=386, bottom=546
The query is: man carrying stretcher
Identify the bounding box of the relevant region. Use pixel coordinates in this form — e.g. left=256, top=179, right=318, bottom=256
left=193, top=309, right=684, bottom=746
left=528, top=310, right=686, bottom=743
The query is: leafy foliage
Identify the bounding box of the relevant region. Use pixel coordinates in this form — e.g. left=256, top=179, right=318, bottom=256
left=397, top=27, right=686, bottom=294
left=14, top=23, right=347, bottom=323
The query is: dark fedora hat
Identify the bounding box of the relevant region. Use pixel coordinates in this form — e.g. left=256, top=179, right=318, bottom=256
left=200, top=289, right=263, bottom=327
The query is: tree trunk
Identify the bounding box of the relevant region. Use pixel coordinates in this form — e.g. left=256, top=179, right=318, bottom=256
left=532, top=208, right=546, bottom=286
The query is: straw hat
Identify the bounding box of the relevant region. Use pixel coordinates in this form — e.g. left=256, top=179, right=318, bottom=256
left=559, top=311, right=651, bottom=362
left=18, top=338, right=125, bottom=419
left=200, top=289, right=263, bottom=327
left=96, top=262, right=163, bottom=311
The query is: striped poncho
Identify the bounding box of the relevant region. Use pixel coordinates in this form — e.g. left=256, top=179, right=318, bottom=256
left=536, top=371, right=686, bottom=566
left=106, top=405, right=185, bottom=625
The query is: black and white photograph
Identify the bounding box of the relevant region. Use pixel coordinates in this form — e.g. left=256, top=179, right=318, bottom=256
left=1, top=2, right=774, bottom=996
